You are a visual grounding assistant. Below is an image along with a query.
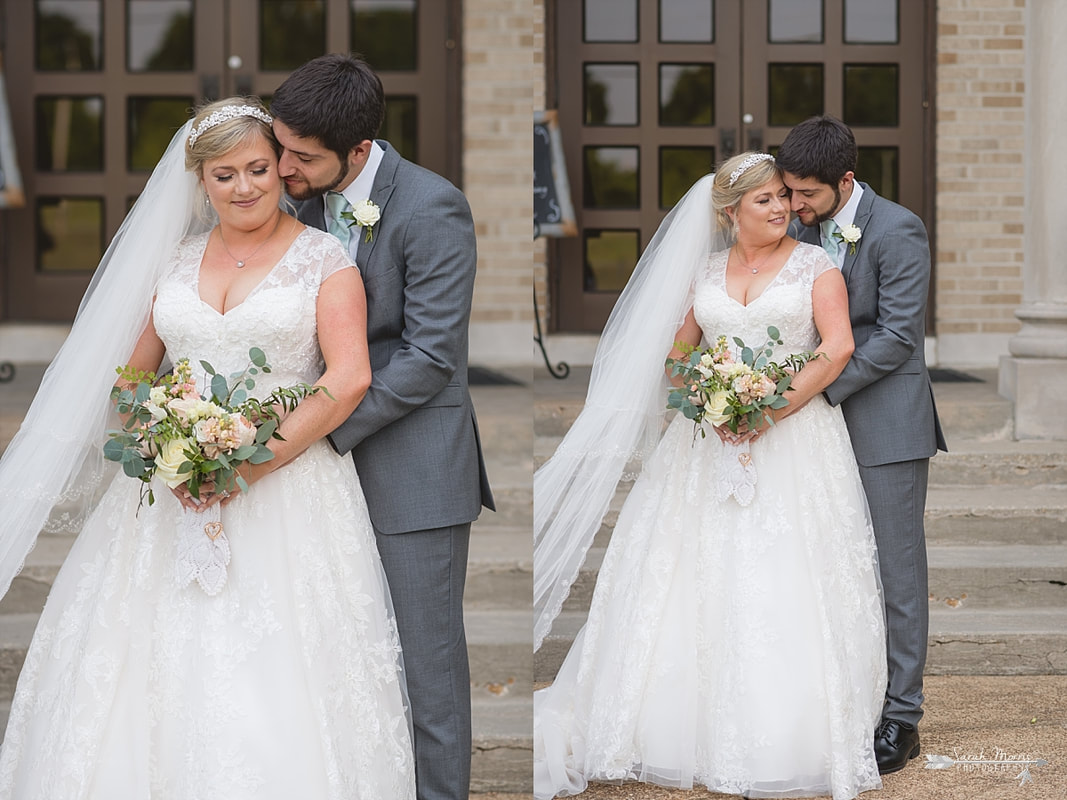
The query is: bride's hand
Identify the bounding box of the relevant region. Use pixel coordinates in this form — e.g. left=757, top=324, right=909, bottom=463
left=713, top=420, right=765, bottom=445
left=170, top=481, right=220, bottom=511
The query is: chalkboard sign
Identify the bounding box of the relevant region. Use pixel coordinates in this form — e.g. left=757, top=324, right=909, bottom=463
left=534, top=110, right=576, bottom=238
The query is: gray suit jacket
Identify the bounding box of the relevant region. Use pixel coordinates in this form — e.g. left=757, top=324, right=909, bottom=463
left=297, top=141, right=494, bottom=533
left=790, top=183, right=947, bottom=467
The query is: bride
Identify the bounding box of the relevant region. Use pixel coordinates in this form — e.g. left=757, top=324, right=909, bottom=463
left=0, top=99, right=414, bottom=798
left=534, top=153, right=887, bottom=799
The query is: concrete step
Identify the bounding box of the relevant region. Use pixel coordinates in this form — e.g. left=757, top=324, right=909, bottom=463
left=534, top=606, right=1067, bottom=683
left=466, top=525, right=532, bottom=610
left=471, top=691, right=533, bottom=794
left=0, top=693, right=533, bottom=794
left=928, top=439, right=1067, bottom=487
left=928, top=545, right=1067, bottom=610
left=924, top=485, right=1067, bottom=544
left=926, top=607, right=1067, bottom=675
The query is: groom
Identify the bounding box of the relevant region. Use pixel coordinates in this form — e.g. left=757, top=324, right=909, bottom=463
left=270, top=55, right=495, bottom=800
left=777, top=115, right=947, bottom=775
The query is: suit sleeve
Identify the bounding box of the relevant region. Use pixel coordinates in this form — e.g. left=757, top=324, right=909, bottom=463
left=824, top=207, right=931, bottom=406
left=327, top=180, right=477, bottom=454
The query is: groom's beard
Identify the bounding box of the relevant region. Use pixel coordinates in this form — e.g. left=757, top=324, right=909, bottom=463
left=285, top=160, right=352, bottom=201
left=804, top=185, right=842, bottom=226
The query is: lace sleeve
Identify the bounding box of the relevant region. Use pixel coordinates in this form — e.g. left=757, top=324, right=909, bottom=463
left=315, top=230, right=358, bottom=284
left=808, top=242, right=838, bottom=280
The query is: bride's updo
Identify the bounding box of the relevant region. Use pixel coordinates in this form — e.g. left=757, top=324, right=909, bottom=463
left=712, top=151, right=781, bottom=236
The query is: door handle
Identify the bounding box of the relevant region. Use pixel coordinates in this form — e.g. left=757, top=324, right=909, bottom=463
left=747, top=128, right=764, bottom=152
left=721, top=128, right=737, bottom=160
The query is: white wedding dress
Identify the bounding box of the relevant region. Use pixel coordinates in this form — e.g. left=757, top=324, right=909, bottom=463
left=0, top=228, right=415, bottom=799
left=535, top=243, right=887, bottom=800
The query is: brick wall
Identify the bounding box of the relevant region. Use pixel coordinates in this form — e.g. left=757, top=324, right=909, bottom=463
left=464, top=0, right=537, bottom=367
left=935, top=0, right=1026, bottom=365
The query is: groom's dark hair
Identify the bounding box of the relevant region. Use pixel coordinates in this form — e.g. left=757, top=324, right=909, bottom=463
left=775, top=115, right=857, bottom=186
left=270, top=53, right=385, bottom=162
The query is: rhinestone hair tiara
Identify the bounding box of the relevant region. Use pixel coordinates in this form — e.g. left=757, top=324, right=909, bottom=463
left=187, top=105, right=273, bottom=147
left=728, top=153, right=775, bottom=187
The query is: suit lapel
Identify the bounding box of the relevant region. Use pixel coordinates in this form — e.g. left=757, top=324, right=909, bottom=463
left=295, top=197, right=326, bottom=231
left=840, top=182, right=875, bottom=282
left=355, top=141, right=401, bottom=268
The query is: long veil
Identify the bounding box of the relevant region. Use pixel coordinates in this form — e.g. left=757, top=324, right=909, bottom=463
left=0, top=121, right=211, bottom=599
left=534, top=174, right=726, bottom=650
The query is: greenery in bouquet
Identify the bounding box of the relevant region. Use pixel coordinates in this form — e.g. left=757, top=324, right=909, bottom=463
left=666, top=326, right=822, bottom=439
left=105, top=347, right=328, bottom=507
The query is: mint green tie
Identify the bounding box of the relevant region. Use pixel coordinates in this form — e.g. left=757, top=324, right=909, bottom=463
left=324, top=191, right=352, bottom=249
left=821, top=219, right=843, bottom=266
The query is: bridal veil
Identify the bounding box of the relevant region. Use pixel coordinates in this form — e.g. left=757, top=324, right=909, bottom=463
left=0, top=121, right=210, bottom=598
left=535, top=174, right=728, bottom=650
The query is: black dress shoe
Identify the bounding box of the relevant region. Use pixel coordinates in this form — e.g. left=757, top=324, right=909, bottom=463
left=874, top=718, right=920, bottom=774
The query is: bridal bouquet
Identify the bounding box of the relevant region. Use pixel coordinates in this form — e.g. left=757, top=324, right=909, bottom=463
left=666, top=327, right=821, bottom=505
left=666, top=326, right=820, bottom=438
left=104, top=348, right=327, bottom=595
left=105, top=347, right=324, bottom=507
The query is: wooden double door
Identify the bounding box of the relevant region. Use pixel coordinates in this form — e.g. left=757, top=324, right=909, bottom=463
left=4, top=0, right=459, bottom=321
left=550, top=0, right=932, bottom=332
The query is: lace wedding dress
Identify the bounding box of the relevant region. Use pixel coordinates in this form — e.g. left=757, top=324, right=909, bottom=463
left=535, top=243, right=887, bottom=800
left=0, top=228, right=415, bottom=799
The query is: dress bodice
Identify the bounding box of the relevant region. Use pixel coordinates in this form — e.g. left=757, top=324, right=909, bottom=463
left=693, top=241, right=836, bottom=357
left=152, top=226, right=353, bottom=396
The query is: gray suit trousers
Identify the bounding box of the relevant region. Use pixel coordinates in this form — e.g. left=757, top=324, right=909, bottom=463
left=858, top=459, right=930, bottom=727
left=375, top=524, right=472, bottom=800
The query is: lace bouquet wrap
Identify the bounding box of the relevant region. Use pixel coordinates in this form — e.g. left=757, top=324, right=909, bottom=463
left=104, top=348, right=326, bottom=595
left=666, top=326, right=821, bottom=505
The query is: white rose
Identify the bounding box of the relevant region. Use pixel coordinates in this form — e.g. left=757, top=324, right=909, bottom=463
left=153, top=437, right=194, bottom=489
left=352, top=199, right=381, bottom=228
left=840, top=223, right=862, bottom=244
left=704, top=390, right=732, bottom=427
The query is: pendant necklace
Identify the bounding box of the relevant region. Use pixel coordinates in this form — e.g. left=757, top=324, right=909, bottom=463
left=218, top=213, right=283, bottom=268
left=734, top=242, right=779, bottom=274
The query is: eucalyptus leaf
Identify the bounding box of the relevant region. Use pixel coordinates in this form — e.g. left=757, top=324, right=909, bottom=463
left=249, top=347, right=267, bottom=367
left=249, top=446, right=276, bottom=465
left=233, top=445, right=257, bottom=460
left=211, top=373, right=229, bottom=403
left=200, top=360, right=216, bottom=376
left=103, top=439, right=125, bottom=461
left=255, top=419, right=278, bottom=443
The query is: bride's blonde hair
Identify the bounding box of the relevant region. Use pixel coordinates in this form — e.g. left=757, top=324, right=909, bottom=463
left=712, top=151, right=781, bottom=237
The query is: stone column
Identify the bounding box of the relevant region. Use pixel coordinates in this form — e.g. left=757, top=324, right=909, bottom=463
left=999, top=0, right=1067, bottom=440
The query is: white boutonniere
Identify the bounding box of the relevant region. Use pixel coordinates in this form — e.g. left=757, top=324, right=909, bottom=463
left=834, top=223, right=862, bottom=255
left=341, top=199, right=381, bottom=243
